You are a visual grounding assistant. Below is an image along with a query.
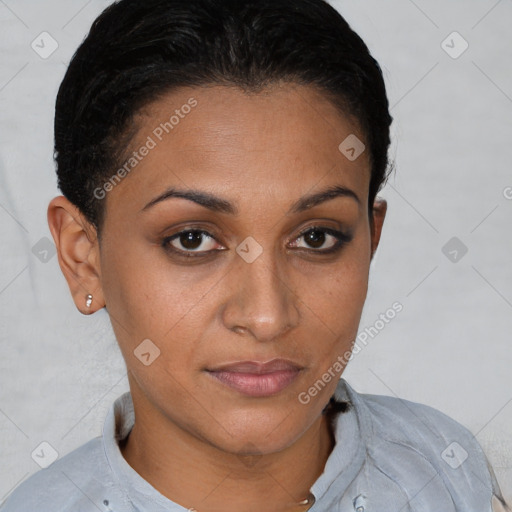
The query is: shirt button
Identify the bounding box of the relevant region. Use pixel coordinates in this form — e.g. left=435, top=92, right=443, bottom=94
left=353, top=494, right=367, bottom=511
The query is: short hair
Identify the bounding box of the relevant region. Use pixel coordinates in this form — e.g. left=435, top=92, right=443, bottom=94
left=54, top=0, right=393, bottom=236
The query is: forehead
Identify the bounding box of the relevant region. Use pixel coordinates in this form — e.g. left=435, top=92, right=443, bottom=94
left=104, top=83, right=370, bottom=219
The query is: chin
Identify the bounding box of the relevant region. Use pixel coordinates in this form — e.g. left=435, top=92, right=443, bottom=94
left=199, top=407, right=310, bottom=456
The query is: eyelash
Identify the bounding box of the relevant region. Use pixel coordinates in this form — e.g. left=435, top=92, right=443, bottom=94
left=161, top=226, right=352, bottom=259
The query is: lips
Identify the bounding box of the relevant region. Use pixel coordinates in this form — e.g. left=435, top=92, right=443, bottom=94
left=206, top=358, right=303, bottom=397
left=208, top=358, right=302, bottom=374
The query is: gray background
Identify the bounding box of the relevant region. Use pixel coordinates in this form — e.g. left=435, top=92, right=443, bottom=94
left=0, top=0, right=511, bottom=504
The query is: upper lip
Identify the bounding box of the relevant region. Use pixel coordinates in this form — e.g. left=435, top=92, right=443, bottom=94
left=207, top=358, right=303, bottom=374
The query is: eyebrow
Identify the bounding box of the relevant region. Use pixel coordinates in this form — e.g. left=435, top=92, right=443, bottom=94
left=140, top=184, right=361, bottom=215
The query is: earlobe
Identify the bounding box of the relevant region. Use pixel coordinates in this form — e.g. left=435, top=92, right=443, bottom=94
left=47, top=196, right=105, bottom=315
left=370, top=197, right=387, bottom=260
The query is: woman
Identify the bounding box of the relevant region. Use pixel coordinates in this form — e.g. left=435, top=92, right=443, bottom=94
left=1, top=0, right=508, bottom=510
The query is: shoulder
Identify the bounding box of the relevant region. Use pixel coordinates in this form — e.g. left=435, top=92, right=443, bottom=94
left=341, top=381, right=505, bottom=506
left=0, top=436, right=122, bottom=512
left=337, top=379, right=483, bottom=449
left=357, top=387, right=486, bottom=464
left=360, top=389, right=479, bottom=447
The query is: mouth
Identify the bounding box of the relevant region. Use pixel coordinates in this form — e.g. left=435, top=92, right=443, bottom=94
left=205, top=359, right=303, bottom=398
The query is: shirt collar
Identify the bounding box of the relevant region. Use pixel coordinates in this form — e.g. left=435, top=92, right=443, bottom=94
left=102, top=391, right=187, bottom=511
left=102, top=378, right=366, bottom=510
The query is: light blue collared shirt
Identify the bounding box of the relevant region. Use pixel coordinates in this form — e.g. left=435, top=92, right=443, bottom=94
left=0, top=378, right=506, bottom=511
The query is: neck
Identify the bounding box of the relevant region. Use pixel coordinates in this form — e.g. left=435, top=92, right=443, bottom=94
left=120, top=394, right=337, bottom=512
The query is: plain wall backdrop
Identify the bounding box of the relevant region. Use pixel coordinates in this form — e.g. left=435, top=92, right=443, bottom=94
left=0, top=0, right=511, bottom=504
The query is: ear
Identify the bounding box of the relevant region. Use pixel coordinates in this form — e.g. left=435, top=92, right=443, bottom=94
left=370, top=197, right=387, bottom=261
left=47, top=195, right=105, bottom=315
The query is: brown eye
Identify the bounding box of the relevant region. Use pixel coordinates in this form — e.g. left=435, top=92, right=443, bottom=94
left=303, top=229, right=326, bottom=249
left=289, top=226, right=352, bottom=254
left=163, top=229, right=221, bottom=255
left=179, top=231, right=204, bottom=250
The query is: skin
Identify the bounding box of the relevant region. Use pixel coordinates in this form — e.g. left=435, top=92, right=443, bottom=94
left=47, top=82, right=387, bottom=512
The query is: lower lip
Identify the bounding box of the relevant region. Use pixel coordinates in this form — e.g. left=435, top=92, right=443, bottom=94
left=207, top=369, right=301, bottom=397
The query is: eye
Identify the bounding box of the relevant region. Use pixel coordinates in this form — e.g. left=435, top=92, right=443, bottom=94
left=162, top=229, right=223, bottom=256
left=162, top=225, right=351, bottom=259
left=289, top=226, right=351, bottom=254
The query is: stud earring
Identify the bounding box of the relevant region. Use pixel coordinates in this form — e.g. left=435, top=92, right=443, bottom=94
left=85, top=294, right=93, bottom=308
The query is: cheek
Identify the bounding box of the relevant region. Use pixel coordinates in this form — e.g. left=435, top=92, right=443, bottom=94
left=299, top=236, right=371, bottom=360
left=99, top=239, right=221, bottom=363
left=301, top=233, right=370, bottom=320
left=100, top=221, right=371, bottom=372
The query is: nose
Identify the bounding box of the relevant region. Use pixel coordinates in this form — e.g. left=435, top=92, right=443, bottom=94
left=220, top=249, right=301, bottom=343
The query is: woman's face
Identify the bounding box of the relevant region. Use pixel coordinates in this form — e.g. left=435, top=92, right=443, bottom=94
left=94, top=83, right=384, bottom=454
